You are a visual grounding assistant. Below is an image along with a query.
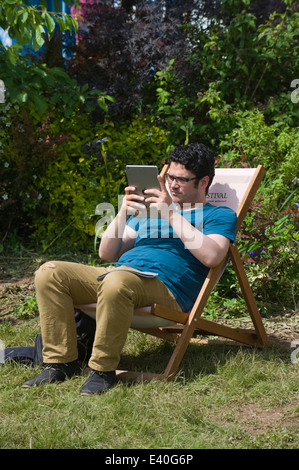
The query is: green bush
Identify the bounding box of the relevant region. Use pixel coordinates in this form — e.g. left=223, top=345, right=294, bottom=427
left=0, top=101, right=93, bottom=249
left=211, top=110, right=299, bottom=313
left=150, top=1, right=299, bottom=151
left=219, top=110, right=299, bottom=210
left=25, top=115, right=167, bottom=251
left=0, top=47, right=113, bottom=251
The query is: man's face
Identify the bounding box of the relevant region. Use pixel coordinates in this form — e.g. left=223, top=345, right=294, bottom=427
left=167, top=162, right=207, bottom=208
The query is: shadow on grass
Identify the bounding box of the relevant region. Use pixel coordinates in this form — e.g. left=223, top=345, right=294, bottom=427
left=1, top=321, right=291, bottom=388
left=118, top=332, right=291, bottom=383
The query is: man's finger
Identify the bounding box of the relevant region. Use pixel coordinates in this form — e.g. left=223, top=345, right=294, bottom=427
left=157, top=174, right=167, bottom=191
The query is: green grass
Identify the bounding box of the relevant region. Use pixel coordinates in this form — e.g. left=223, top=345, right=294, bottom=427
left=0, top=322, right=298, bottom=449
left=1, top=251, right=298, bottom=449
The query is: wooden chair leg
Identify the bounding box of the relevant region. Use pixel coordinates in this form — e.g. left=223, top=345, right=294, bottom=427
left=229, top=244, right=269, bottom=346
left=162, top=262, right=225, bottom=380
left=161, top=246, right=269, bottom=380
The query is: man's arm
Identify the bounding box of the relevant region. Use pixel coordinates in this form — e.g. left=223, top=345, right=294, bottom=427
left=167, top=211, right=230, bottom=267
left=99, top=185, right=144, bottom=262
left=98, top=213, right=136, bottom=262
left=144, top=176, right=231, bottom=268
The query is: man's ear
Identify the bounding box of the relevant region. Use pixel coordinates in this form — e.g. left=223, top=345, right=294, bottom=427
left=200, top=175, right=210, bottom=190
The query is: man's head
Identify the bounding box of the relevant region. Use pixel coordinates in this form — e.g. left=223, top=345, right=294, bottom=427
left=164, top=143, right=215, bottom=208
left=168, top=143, right=215, bottom=194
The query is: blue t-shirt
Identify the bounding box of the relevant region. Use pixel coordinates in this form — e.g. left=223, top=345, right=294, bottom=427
left=115, top=203, right=237, bottom=312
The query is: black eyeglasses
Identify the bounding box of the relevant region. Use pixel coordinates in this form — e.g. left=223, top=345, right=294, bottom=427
left=165, top=173, right=198, bottom=185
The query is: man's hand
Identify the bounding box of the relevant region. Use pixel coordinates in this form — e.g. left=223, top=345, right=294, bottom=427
left=99, top=185, right=140, bottom=261
left=144, top=175, right=174, bottom=219
left=121, top=185, right=147, bottom=217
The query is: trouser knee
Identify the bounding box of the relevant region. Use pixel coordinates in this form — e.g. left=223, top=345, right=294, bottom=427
left=97, top=272, right=135, bottom=306
left=35, top=261, right=55, bottom=287
left=34, top=261, right=68, bottom=295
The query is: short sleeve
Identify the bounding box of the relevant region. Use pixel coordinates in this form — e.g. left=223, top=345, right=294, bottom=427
left=203, top=206, right=237, bottom=242
left=126, top=215, right=140, bottom=232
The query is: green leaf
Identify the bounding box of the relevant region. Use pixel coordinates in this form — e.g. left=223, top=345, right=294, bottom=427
left=97, top=96, right=108, bottom=112
left=6, top=6, right=16, bottom=27
left=16, top=91, right=28, bottom=103
left=32, top=24, right=45, bottom=50
left=6, top=45, right=18, bottom=65
left=51, top=67, right=69, bottom=78
left=105, top=95, right=115, bottom=102
left=55, top=16, right=67, bottom=33
left=19, top=10, right=28, bottom=23
left=89, top=89, right=102, bottom=96
left=31, top=93, right=46, bottom=114
left=44, top=74, right=56, bottom=88
left=71, top=17, right=79, bottom=34
left=44, top=12, right=56, bottom=35
left=63, top=14, right=73, bottom=31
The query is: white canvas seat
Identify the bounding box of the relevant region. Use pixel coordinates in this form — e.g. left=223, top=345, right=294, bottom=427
left=74, top=303, right=177, bottom=329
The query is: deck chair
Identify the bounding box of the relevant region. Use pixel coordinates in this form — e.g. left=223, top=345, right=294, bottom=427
left=75, top=164, right=269, bottom=382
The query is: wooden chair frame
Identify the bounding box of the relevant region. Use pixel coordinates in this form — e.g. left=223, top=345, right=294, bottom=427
left=115, top=164, right=269, bottom=382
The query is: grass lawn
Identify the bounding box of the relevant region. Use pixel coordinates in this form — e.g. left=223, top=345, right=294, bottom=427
left=0, top=253, right=298, bottom=449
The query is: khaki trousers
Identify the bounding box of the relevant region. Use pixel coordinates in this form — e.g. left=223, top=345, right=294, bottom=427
left=35, top=261, right=181, bottom=372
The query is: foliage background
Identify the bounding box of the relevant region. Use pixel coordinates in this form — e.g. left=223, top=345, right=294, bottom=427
left=0, top=0, right=298, bottom=315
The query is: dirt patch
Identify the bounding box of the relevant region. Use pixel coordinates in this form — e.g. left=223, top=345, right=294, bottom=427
left=0, top=276, right=35, bottom=319
left=0, top=276, right=34, bottom=289
left=222, top=314, right=299, bottom=346
left=235, top=403, right=298, bottom=435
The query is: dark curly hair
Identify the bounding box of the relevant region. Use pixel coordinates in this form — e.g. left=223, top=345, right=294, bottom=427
left=168, top=143, right=215, bottom=193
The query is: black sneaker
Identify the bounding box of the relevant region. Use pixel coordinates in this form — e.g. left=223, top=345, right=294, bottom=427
left=80, top=370, right=116, bottom=396
left=22, top=361, right=82, bottom=388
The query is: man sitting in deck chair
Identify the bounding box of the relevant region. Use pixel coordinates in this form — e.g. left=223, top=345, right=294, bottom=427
left=22, top=143, right=237, bottom=395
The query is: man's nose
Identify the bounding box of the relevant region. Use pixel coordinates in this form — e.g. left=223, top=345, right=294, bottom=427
left=170, top=178, right=179, bottom=188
